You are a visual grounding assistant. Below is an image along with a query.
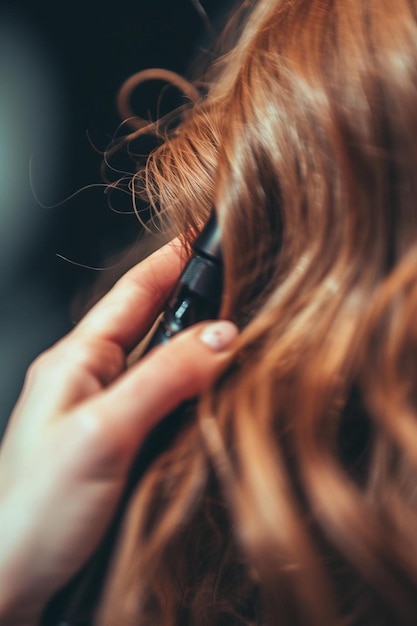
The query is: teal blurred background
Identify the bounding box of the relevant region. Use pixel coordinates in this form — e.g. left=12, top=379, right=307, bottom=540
left=0, top=0, right=228, bottom=435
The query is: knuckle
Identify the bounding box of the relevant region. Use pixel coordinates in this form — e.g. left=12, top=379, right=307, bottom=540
left=125, top=271, right=166, bottom=309
left=66, top=336, right=125, bottom=381
left=72, top=404, right=110, bottom=452
left=26, top=338, right=125, bottom=391
left=75, top=338, right=125, bottom=385
left=74, top=408, right=127, bottom=472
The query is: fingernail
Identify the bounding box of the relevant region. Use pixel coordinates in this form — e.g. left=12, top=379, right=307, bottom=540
left=199, top=321, right=238, bottom=351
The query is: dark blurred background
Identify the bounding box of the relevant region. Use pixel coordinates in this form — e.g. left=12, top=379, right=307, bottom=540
left=0, top=0, right=231, bottom=434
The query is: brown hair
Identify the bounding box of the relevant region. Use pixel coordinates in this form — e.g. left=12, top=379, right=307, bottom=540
left=99, top=1, right=417, bottom=624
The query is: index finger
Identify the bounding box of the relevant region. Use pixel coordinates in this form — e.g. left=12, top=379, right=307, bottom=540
left=73, top=239, right=186, bottom=352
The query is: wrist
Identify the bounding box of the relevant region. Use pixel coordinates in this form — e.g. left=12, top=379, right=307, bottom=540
left=0, top=497, right=52, bottom=626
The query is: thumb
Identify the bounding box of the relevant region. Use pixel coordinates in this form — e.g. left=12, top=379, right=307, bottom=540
left=76, top=320, right=238, bottom=464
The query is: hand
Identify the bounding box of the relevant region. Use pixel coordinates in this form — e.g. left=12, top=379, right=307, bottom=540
left=0, top=240, right=237, bottom=626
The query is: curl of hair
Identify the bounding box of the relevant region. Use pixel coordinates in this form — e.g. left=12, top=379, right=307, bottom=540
left=99, top=1, right=417, bottom=625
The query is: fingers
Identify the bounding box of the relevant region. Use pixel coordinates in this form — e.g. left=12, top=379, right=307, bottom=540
left=15, top=336, right=127, bottom=421
left=73, top=239, right=186, bottom=353
left=71, top=320, right=238, bottom=471
left=11, top=240, right=186, bottom=423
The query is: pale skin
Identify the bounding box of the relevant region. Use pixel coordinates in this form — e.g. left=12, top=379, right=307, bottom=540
left=0, top=240, right=238, bottom=626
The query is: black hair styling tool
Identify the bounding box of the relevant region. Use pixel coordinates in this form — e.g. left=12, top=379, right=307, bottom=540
left=143, top=209, right=222, bottom=352
left=41, top=211, right=222, bottom=626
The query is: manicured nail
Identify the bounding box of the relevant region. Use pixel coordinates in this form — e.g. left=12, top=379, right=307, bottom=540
left=199, top=321, right=238, bottom=351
